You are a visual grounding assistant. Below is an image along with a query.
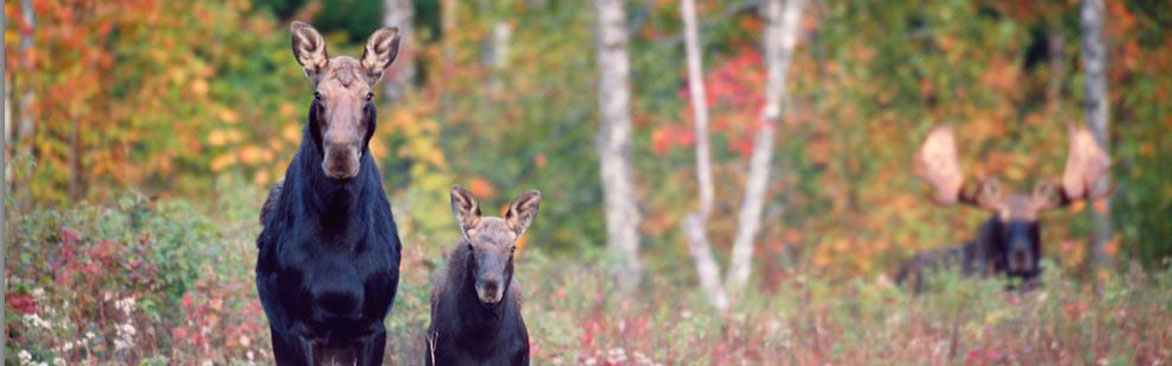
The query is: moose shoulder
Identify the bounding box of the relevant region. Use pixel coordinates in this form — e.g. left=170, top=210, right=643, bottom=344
left=897, top=125, right=1111, bottom=291
left=427, top=185, right=541, bottom=366
left=255, top=21, right=403, bottom=365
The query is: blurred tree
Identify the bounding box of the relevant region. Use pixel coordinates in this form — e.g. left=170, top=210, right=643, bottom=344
left=1080, top=0, right=1112, bottom=286
left=594, top=0, right=644, bottom=290
left=383, top=0, right=416, bottom=102
left=680, top=0, right=728, bottom=311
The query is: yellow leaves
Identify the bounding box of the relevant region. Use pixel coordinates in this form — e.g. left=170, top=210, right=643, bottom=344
left=369, top=138, right=389, bottom=159
left=253, top=170, right=270, bottom=186
left=279, top=102, right=298, bottom=118
left=190, top=78, right=209, bottom=98
left=218, top=108, right=240, bottom=124
left=515, top=234, right=530, bottom=258
left=207, top=130, right=227, bottom=147
left=238, top=145, right=265, bottom=165
left=283, top=124, right=301, bottom=143
left=211, top=154, right=236, bottom=172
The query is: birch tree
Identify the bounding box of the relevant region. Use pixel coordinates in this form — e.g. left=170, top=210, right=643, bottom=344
left=682, top=0, right=806, bottom=310
left=1080, top=0, right=1113, bottom=285
left=594, top=0, right=644, bottom=290
left=383, top=0, right=415, bottom=102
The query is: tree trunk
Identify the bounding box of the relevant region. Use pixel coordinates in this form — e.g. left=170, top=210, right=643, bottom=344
left=382, top=0, right=415, bottom=103
left=69, top=115, right=81, bottom=200
left=15, top=0, right=35, bottom=208
left=1046, top=30, right=1066, bottom=107
left=1080, top=0, right=1113, bottom=287
left=594, top=0, right=643, bottom=291
left=483, top=22, right=512, bottom=95
left=726, top=0, right=805, bottom=297
left=680, top=0, right=728, bottom=311
left=2, top=4, right=8, bottom=362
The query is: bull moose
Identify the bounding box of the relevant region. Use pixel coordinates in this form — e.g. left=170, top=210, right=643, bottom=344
left=255, top=21, right=403, bottom=365
left=897, top=125, right=1111, bottom=291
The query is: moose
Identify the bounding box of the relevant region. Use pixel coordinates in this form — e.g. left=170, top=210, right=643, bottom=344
left=897, top=124, right=1111, bottom=291
left=426, top=185, right=542, bottom=366
left=255, top=21, right=403, bottom=365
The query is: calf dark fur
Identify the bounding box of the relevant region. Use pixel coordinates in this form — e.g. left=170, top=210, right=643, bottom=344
left=897, top=125, right=1110, bottom=292
left=256, top=21, right=403, bottom=365
left=426, top=186, right=541, bottom=366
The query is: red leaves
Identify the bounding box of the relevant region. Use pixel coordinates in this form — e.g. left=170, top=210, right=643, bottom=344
left=670, top=46, right=767, bottom=158
left=7, top=293, right=38, bottom=315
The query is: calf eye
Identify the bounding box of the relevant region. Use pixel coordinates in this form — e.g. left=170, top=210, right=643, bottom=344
left=314, top=91, right=322, bottom=101
left=511, top=246, right=517, bottom=253
left=467, top=242, right=474, bottom=252
left=365, top=92, right=374, bottom=101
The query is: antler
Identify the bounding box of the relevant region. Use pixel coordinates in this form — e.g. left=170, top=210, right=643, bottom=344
left=914, top=126, right=965, bottom=205
left=1033, top=124, right=1111, bottom=210
left=914, top=126, right=1003, bottom=210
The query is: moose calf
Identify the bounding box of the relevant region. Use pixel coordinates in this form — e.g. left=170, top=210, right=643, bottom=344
left=256, top=21, right=403, bottom=365
left=897, top=125, right=1110, bottom=291
left=426, top=185, right=541, bottom=366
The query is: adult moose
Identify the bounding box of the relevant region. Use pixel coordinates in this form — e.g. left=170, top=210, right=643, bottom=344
left=897, top=125, right=1110, bottom=291
left=256, top=21, right=403, bottom=365
left=426, top=185, right=541, bottom=366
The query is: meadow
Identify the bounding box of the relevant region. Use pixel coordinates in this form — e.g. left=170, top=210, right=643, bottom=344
left=5, top=0, right=1172, bottom=364
left=6, top=184, right=1170, bottom=365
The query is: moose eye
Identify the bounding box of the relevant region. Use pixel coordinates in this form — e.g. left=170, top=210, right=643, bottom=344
left=314, top=91, right=322, bottom=101
left=365, top=92, right=374, bottom=101
left=467, top=242, right=474, bottom=252
left=511, top=246, right=517, bottom=253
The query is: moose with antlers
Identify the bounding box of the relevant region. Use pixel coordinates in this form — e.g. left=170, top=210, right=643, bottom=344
left=896, top=125, right=1111, bottom=291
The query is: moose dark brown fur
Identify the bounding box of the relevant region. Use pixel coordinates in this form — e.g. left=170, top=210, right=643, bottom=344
left=897, top=125, right=1111, bottom=291
left=426, top=185, right=541, bottom=366
left=256, top=21, right=403, bottom=365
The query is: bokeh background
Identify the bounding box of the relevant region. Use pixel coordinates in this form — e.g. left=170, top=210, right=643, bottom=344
left=3, top=0, right=1171, bottom=364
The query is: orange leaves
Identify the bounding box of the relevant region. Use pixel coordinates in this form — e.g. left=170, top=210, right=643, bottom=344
left=467, top=177, right=497, bottom=201
left=650, top=123, right=695, bottom=156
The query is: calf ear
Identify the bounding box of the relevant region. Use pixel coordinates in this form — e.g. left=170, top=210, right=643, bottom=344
left=290, top=21, right=329, bottom=83
left=505, top=190, right=542, bottom=237
left=361, top=26, right=401, bottom=85
left=450, top=185, right=482, bottom=237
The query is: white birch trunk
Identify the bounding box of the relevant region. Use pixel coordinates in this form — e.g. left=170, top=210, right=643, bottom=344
left=1080, top=0, right=1113, bottom=284
left=726, top=0, right=805, bottom=297
left=383, top=0, right=415, bottom=102
left=594, top=0, right=643, bottom=290
left=680, top=0, right=728, bottom=311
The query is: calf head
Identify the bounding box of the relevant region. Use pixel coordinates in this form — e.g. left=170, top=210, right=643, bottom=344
left=914, top=125, right=1110, bottom=277
left=449, top=185, right=542, bottom=304
left=290, top=21, right=400, bottom=180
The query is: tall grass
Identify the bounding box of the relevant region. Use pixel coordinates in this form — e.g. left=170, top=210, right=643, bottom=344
left=6, top=187, right=1170, bottom=365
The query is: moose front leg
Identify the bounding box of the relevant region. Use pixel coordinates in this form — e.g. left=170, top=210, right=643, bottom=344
left=357, top=327, right=387, bottom=366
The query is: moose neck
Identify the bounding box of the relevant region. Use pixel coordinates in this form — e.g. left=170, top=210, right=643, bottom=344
left=453, top=244, right=510, bottom=334
left=296, top=124, right=378, bottom=232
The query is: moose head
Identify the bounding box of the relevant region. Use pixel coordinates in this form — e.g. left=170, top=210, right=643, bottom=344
left=449, top=185, right=542, bottom=305
left=914, top=124, right=1111, bottom=278
left=290, top=21, right=400, bottom=180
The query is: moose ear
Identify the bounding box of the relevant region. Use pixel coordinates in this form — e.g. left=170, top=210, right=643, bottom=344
left=450, top=185, right=481, bottom=238
left=505, top=190, right=541, bottom=237
left=290, top=21, right=329, bottom=83
left=361, top=26, right=401, bottom=84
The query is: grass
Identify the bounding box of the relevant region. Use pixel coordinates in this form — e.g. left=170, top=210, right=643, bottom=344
left=5, top=187, right=1171, bottom=365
